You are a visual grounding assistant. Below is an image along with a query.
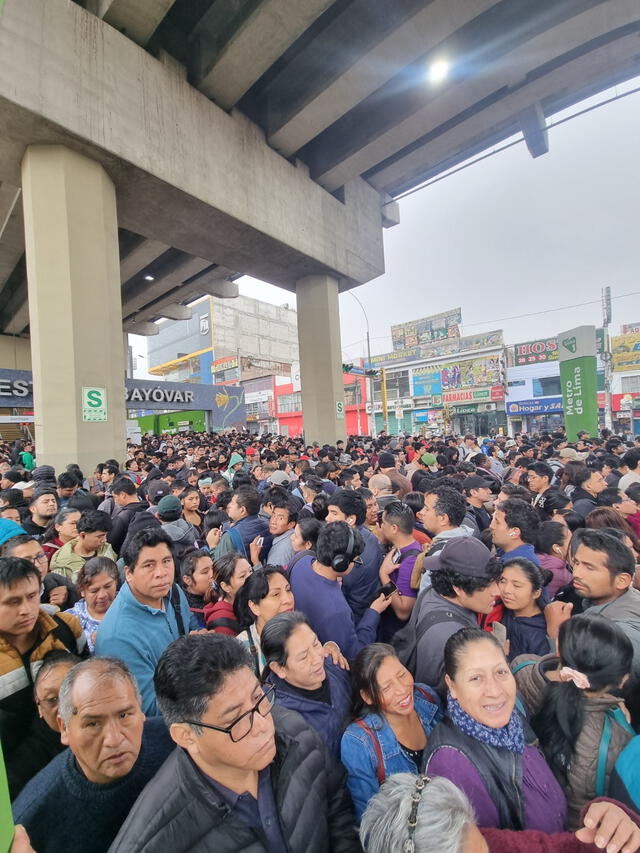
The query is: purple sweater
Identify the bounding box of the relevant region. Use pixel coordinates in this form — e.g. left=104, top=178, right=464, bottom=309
left=427, top=744, right=567, bottom=832
left=289, top=554, right=380, bottom=660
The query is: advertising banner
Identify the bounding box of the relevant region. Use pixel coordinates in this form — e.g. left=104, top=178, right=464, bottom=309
left=513, top=338, right=558, bottom=365
left=412, top=367, right=442, bottom=399
left=366, top=330, right=503, bottom=369
left=507, top=397, right=563, bottom=416
left=558, top=326, right=598, bottom=440
left=611, top=333, right=640, bottom=372
left=443, top=385, right=504, bottom=403
left=621, top=323, right=640, bottom=335
left=441, top=356, right=501, bottom=391
left=391, top=308, right=462, bottom=350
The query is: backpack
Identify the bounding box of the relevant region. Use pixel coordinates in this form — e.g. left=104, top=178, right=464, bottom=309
left=355, top=685, right=440, bottom=784
left=392, top=587, right=462, bottom=676
left=511, top=659, right=635, bottom=796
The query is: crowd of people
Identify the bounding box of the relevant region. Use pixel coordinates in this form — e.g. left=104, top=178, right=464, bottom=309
left=3, top=427, right=640, bottom=852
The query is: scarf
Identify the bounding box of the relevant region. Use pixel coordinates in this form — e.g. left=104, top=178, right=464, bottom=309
left=447, top=694, right=525, bottom=755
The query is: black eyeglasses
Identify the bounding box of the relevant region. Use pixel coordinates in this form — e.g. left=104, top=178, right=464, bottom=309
left=183, top=684, right=275, bottom=743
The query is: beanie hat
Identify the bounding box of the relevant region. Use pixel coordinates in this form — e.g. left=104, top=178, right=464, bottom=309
left=32, top=465, right=56, bottom=483
left=157, top=495, right=183, bottom=521
left=0, top=518, right=26, bottom=546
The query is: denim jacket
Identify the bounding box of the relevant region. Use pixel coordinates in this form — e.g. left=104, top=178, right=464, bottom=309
left=340, top=684, right=442, bottom=822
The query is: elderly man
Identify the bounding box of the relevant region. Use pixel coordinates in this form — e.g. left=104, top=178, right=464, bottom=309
left=12, top=657, right=174, bottom=853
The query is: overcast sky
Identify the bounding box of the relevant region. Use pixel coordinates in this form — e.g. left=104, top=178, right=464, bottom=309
left=238, top=77, right=640, bottom=362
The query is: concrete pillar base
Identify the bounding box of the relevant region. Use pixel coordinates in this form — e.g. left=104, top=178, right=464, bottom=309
left=22, top=145, right=126, bottom=476
left=296, top=274, right=346, bottom=445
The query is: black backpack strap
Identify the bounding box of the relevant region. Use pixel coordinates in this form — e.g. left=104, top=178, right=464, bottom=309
left=170, top=584, right=186, bottom=636
left=207, top=616, right=239, bottom=633
left=52, top=614, right=79, bottom=653
left=415, top=608, right=460, bottom=647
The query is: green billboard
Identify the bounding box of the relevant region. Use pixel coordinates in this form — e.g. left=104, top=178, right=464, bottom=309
left=558, top=326, right=598, bottom=440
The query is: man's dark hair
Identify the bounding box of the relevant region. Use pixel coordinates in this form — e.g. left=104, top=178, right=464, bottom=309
left=316, top=521, right=364, bottom=568
left=231, top=472, right=253, bottom=490
left=382, top=501, right=415, bottom=535
left=598, top=488, right=625, bottom=508
left=102, top=463, right=120, bottom=478
left=430, top=556, right=503, bottom=598
left=338, top=468, right=359, bottom=487
left=77, top=510, right=113, bottom=535
left=626, top=483, right=640, bottom=503
left=527, top=462, right=554, bottom=482
left=327, top=489, right=366, bottom=526
left=574, top=468, right=597, bottom=491
left=154, top=633, right=252, bottom=729
left=57, top=472, right=78, bottom=490
left=111, top=477, right=137, bottom=496
left=267, top=493, right=299, bottom=524
left=605, top=439, right=623, bottom=453
left=622, top=449, right=640, bottom=472
left=233, top=487, right=261, bottom=518
left=0, top=555, right=40, bottom=588
left=496, top=498, right=540, bottom=544
left=122, top=526, right=174, bottom=570
left=499, top=483, right=533, bottom=503
left=356, top=487, right=373, bottom=501
left=424, top=485, right=467, bottom=527
left=574, top=528, right=635, bottom=579
left=29, top=489, right=57, bottom=508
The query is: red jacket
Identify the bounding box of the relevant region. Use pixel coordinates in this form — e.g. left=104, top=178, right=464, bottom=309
left=481, top=798, right=640, bottom=852
left=203, top=599, right=239, bottom=636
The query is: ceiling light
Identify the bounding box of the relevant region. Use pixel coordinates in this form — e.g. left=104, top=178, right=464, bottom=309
left=428, top=59, right=450, bottom=85
left=144, top=274, right=155, bottom=281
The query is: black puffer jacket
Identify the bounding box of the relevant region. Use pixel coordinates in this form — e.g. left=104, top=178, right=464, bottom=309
left=108, top=706, right=361, bottom=853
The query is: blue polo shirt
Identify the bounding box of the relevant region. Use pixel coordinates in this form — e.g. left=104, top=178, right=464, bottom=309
left=498, top=543, right=540, bottom=566
left=95, top=582, right=198, bottom=715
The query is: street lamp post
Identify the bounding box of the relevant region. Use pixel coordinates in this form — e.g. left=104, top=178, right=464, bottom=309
left=347, top=291, right=375, bottom=436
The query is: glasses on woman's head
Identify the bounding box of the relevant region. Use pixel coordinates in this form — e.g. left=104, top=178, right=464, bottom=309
left=183, top=684, right=275, bottom=743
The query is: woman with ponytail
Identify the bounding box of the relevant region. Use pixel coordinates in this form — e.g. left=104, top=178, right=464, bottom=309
left=513, top=614, right=635, bottom=829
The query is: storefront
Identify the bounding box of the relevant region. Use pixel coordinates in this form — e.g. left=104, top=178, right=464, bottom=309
left=444, top=386, right=506, bottom=436
left=506, top=397, right=564, bottom=434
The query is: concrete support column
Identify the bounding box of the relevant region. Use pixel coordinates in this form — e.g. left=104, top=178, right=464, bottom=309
left=22, top=145, right=126, bottom=475
left=296, top=274, right=345, bottom=445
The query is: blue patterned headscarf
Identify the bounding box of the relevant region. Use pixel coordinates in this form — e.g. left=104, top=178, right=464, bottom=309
left=447, top=693, right=525, bottom=754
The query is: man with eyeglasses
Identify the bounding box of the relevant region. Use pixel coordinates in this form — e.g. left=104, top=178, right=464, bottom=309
left=1, top=533, right=79, bottom=610
left=109, top=633, right=361, bottom=853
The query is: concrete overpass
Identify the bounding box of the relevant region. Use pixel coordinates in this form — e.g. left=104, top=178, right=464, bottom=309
left=0, top=0, right=638, bottom=469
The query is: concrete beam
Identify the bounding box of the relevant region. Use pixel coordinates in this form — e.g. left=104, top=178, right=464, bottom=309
left=0, top=184, right=24, bottom=287
left=368, top=24, right=640, bottom=195
left=122, top=319, right=159, bottom=335
left=313, top=0, right=640, bottom=191
left=518, top=102, right=549, bottom=158
left=0, top=0, right=384, bottom=290
left=3, top=297, right=29, bottom=335
left=195, top=0, right=335, bottom=110
left=120, top=238, right=169, bottom=283
left=121, top=256, right=211, bottom=318
left=0, top=0, right=384, bottom=291
left=154, top=302, right=192, bottom=321
left=267, top=0, right=500, bottom=157
left=93, top=0, right=176, bottom=47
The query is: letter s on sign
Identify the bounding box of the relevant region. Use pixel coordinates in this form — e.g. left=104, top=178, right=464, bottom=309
left=87, top=390, right=102, bottom=408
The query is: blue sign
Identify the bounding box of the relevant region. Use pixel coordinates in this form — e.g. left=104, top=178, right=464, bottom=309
left=412, top=367, right=442, bottom=398
left=506, top=397, right=563, bottom=416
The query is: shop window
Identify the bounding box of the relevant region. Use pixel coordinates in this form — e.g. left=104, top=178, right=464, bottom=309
left=621, top=375, right=640, bottom=394
left=532, top=377, right=561, bottom=397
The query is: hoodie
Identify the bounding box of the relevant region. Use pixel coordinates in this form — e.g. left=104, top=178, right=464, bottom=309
left=583, top=588, right=640, bottom=688
left=161, top=518, right=199, bottom=549
left=222, top=452, right=244, bottom=483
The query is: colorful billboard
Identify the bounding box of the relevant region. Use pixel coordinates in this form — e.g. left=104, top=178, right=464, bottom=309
left=513, top=338, right=559, bottom=365
left=443, top=386, right=504, bottom=403
left=441, top=356, right=502, bottom=391
left=507, top=397, right=563, bottom=415
left=621, top=323, right=640, bottom=335
left=611, top=333, right=640, bottom=372
left=367, top=330, right=503, bottom=369
left=391, top=308, right=462, bottom=351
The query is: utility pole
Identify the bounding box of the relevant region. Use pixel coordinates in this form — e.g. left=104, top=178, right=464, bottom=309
left=347, top=291, right=375, bottom=435
left=381, top=367, right=389, bottom=433
left=602, top=286, right=613, bottom=433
